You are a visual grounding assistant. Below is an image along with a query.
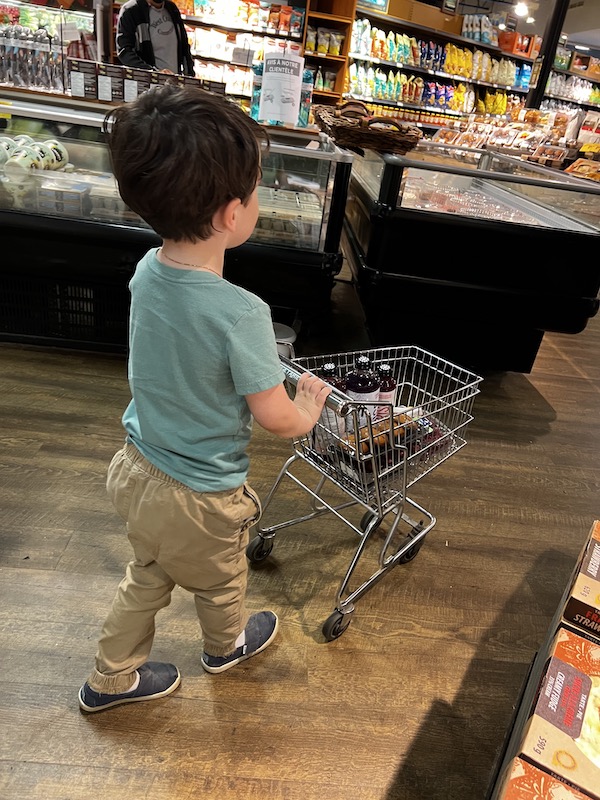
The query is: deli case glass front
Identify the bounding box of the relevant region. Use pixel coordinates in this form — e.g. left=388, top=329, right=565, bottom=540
left=0, top=89, right=353, bottom=352
left=344, top=142, right=600, bottom=373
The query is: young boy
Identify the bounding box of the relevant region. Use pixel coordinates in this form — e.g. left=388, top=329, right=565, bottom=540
left=78, top=85, right=332, bottom=713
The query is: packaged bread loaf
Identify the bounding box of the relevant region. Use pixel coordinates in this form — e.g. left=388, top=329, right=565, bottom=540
left=339, top=412, right=417, bottom=455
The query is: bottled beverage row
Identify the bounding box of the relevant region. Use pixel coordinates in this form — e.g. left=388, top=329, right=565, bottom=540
left=320, top=353, right=397, bottom=425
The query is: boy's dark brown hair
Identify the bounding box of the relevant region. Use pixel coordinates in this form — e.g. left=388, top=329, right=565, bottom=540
left=103, top=84, right=268, bottom=242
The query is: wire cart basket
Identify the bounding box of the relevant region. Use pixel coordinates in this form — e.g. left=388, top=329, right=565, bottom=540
left=247, top=345, right=483, bottom=640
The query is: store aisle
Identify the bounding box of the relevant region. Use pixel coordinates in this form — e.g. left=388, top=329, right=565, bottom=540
left=0, top=288, right=598, bottom=799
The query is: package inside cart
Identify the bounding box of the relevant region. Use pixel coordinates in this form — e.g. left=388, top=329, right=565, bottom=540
left=247, top=345, right=483, bottom=641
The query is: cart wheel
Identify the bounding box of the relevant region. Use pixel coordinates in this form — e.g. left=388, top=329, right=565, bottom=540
left=322, top=610, right=353, bottom=641
left=246, top=535, right=274, bottom=563
left=359, top=511, right=380, bottom=533
left=398, top=523, right=425, bottom=564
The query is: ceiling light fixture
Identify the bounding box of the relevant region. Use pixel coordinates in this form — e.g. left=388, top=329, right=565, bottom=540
left=575, top=45, right=590, bottom=51
left=526, top=16, right=535, bottom=24
left=514, top=3, right=529, bottom=17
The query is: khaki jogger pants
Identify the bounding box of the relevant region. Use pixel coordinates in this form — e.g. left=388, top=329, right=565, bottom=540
left=88, top=442, right=262, bottom=693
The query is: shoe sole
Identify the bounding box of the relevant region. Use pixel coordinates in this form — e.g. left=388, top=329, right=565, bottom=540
left=78, top=671, right=181, bottom=713
left=201, top=615, right=279, bottom=674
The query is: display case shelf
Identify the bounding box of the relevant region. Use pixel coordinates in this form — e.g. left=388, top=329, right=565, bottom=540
left=0, top=89, right=354, bottom=351
left=344, top=141, right=600, bottom=372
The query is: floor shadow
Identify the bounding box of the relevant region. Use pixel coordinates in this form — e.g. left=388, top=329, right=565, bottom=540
left=382, top=548, right=572, bottom=800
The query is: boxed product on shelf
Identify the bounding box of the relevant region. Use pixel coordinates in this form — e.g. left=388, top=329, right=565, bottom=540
left=494, top=756, right=594, bottom=799
left=513, top=625, right=600, bottom=800
left=67, top=58, right=97, bottom=100
left=37, top=178, right=91, bottom=217
left=561, top=520, right=600, bottom=642
left=96, top=63, right=125, bottom=103
left=554, top=45, right=573, bottom=71
left=527, top=144, right=568, bottom=168
left=432, top=128, right=460, bottom=145
left=498, top=31, right=533, bottom=59
left=123, top=67, right=152, bottom=101
left=487, top=126, right=519, bottom=147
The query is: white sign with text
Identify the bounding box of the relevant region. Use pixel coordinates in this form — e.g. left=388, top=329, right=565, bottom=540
left=258, top=51, right=304, bottom=124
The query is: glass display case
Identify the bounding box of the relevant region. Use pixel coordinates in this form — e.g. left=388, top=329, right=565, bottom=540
left=0, top=88, right=353, bottom=352
left=344, top=141, right=600, bottom=373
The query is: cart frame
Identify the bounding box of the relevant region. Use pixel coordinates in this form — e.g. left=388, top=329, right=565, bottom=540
left=247, top=345, right=483, bottom=640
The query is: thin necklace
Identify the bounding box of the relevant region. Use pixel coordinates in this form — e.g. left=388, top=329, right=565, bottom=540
left=159, top=248, right=222, bottom=277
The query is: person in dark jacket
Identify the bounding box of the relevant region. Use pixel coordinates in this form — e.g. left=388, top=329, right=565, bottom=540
left=116, top=0, right=194, bottom=76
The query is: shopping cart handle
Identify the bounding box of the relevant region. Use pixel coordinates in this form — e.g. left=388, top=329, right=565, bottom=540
left=280, top=355, right=351, bottom=417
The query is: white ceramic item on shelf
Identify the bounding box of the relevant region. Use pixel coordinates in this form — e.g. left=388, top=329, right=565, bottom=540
left=4, top=146, right=43, bottom=176
left=43, top=139, right=69, bottom=170
left=30, top=141, right=56, bottom=169
left=13, top=134, right=35, bottom=147
left=0, top=136, right=17, bottom=156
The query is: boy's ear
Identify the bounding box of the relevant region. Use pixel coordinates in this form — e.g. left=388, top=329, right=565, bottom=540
left=216, top=197, right=242, bottom=233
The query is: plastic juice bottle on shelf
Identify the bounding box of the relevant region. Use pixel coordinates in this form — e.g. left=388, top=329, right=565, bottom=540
left=374, top=363, right=397, bottom=421
left=344, top=354, right=380, bottom=432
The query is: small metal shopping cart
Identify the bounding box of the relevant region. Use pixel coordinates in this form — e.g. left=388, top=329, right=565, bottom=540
left=247, top=345, right=483, bottom=640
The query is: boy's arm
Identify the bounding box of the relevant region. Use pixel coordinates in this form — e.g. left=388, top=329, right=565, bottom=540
left=246, top=373, right=331, bottom=439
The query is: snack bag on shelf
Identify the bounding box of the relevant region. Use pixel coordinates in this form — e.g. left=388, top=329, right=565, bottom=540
left=374, top=28, right=386, bottom=59
left=472, top=49, right=482, bottom=80
left=316, top=27, right=330, bottom=54
left=386, top=31, right=396, bottom=62
left=462, top=48, right=472, bottom=78
left=329, top=31, right=345, bottom=57
left=490, top=58, right=499, bottom=83
left=400, top=72, right=409, bottom=102
left=290, top=6, right=305, bottom=36
left=413, top=76, right=424, bottom=104
left=406, top=74, right=416, bottom=103
left=481, top=51, right=492, bottom=82
left=435, top=83, right=446, bottom=108
left=400, top=33, right=411, bottom=64
left=347, top=61, right=358, bottom=94
left=278, top=5, right=292, bottom=35
left=387, top=70, right=396, bottom=100
left=305, top=25, right=316, bottom=52
left=394, top=70, right=403, bottom=101
left=410, top=37, right=420, bottom=67
left=438, top=43, right=446, bottom=72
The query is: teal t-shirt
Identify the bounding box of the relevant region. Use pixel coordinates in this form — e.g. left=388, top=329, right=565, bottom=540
left=122, top=248, right=284, bottom=492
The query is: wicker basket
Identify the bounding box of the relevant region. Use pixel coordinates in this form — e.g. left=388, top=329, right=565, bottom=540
left=313, top=101, right=422, bottom=155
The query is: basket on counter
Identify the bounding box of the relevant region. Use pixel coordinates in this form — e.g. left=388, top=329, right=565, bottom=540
left=312, top=100, right=423, bottom=155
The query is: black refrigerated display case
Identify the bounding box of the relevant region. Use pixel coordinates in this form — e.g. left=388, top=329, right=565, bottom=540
left=344, top=142, right=600, bottom=373
left=0, top=89, right=353, bottom=353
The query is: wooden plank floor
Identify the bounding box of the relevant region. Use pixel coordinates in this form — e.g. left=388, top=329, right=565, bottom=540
left=1, top=277, right=599, bottom=800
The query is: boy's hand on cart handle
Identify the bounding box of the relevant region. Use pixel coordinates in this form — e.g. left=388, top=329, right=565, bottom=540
left=294, top=373, right=332, bottom=428
left=247, top=374, right=330, bottom=439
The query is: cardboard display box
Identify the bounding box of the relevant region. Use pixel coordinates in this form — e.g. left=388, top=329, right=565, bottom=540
left=67, top=58, right=97, bottom=100
left=562, top=520, right=600, bottom=641
left=515, top=626, right=600, bottom=799
left=498, top=30, right=533, bottom=58
left=494, top=756, right=594, bottom=799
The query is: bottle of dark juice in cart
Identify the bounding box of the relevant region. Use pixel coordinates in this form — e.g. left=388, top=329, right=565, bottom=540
left=344, top=354, right=380, bottom=432
left=374, top=363, right=397, bottom=421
